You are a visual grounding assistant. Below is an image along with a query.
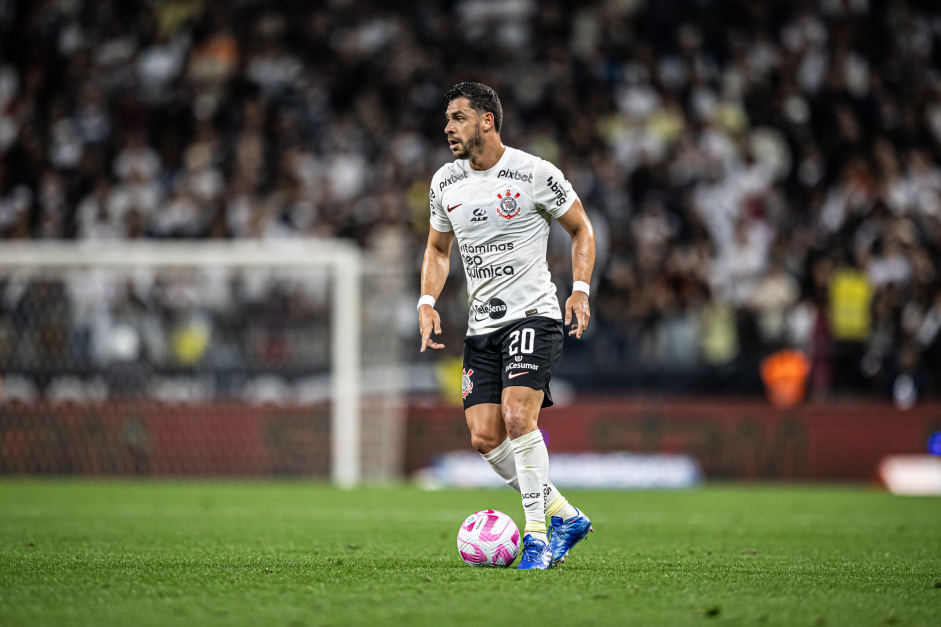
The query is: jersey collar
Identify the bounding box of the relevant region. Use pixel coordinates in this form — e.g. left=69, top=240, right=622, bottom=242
left=463, top=145, right=512, bottom=177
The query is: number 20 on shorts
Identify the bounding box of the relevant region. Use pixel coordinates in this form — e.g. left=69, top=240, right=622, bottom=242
left=508, top=328, right=535, bottom=355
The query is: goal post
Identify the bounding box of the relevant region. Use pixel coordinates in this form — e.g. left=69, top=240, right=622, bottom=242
left=0, top=239, right=390, bottom=487
left=329, top=244, right=361, bottom=488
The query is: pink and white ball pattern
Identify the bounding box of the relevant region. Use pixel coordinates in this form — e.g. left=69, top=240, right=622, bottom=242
left=456, top=509, right=521, bottom=568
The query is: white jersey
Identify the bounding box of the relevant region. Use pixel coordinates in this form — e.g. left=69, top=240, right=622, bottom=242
left=429, top=146, right=578, bottom=336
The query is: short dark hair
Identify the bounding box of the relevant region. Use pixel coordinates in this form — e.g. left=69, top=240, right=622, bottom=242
left=444, top=82, right=503, bottom=133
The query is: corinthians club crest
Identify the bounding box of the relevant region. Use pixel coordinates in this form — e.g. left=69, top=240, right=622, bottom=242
left=496, top=189, right=521, bottom=220
left=462, top=368, right=474, bottom=399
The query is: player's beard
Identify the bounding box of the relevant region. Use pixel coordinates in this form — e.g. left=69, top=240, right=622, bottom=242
left=452, top=124, right=484, bottom=160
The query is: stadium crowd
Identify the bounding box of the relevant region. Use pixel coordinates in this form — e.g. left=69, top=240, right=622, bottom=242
left=0, top=0, right=940, bottom=403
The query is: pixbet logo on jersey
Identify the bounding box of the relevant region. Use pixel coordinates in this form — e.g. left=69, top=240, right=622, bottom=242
left=496, top=189, right=521, bottom=220
left=497, top=169, right=533, bottom=183
left=439, top=171, right=467, bottom=191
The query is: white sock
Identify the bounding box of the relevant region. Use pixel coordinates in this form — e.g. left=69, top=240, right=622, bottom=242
left=480, top=438, right=521, bottom=491
left=528, top=531, right=548, bottom=543
left=511, top=430, right=550, bottom=535
left=481, top=438, right=579, bottom=522
left=551, top=501, right=580, bottom=522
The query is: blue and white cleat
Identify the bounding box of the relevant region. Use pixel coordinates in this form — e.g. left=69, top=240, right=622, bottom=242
left=516, top=534, right=552, bottom=570
left=549, top=508, right=593, bottom=564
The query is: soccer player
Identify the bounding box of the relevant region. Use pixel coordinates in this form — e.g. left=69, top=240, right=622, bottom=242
left=418, top=82, right=596, bottom=570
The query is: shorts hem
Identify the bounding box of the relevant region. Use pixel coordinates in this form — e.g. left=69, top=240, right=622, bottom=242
left=462, top=395, right=501, bottom=410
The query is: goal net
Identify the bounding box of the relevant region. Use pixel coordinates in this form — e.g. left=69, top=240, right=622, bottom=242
left=0, top=240, right=409, bottom=486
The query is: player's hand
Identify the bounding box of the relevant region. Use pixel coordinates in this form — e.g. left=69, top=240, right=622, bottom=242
left=419, top=304, right=445, bottom=352
left=564, top=291, right=590, bottom=339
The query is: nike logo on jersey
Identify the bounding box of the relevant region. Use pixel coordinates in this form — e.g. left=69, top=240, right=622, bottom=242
left=507, top=372, right=529, bottom=379
left=447, top=203, right=462, bottom=212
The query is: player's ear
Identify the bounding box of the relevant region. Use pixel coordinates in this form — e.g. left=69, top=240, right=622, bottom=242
left=482, top=112, right=494, bottom=132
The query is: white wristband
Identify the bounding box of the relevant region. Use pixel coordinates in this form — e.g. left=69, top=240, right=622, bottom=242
left=572, top=281, right=590, bottom=297
left=417, top=295, right=436, bottom=310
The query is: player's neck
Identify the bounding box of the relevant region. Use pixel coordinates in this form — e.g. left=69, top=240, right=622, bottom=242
left=468, top=140, right=506, bottom=172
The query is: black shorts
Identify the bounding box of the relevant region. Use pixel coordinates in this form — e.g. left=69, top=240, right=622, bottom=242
left=461, top=316, right=564, bottom=410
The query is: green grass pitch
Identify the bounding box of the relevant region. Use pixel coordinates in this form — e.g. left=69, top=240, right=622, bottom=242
left=1, top=481, right=939, bottom=626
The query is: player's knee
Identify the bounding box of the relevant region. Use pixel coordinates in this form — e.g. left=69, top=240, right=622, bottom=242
left=502, top=406, right=536, bottom=439
left=470, top=432, right=503, bottom=454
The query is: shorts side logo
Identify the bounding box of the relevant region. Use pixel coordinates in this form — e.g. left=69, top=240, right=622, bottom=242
left=462, top=368, right=474, bottom=399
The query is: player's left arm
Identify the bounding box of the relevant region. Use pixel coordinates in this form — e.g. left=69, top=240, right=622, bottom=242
left=556, top=199, right=595, bottom=339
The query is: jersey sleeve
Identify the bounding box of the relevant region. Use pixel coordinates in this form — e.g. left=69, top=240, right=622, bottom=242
left=428, top=172, right=453, bottom=232
left=532, top=158, right=578, bottom=218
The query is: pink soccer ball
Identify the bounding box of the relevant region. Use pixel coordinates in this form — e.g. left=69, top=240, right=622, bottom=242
left=456, top=509, right=521, bottom=568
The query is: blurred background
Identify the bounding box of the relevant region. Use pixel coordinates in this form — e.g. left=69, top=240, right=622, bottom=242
left=0, top=0, right=939, bottom=486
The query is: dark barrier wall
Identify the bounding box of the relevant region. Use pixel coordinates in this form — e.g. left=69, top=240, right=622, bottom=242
left=0, top=403, right=331, bottom=476
left=406, top=400, right=941, bottom=481
left=2, top=400, right=939, bottom=480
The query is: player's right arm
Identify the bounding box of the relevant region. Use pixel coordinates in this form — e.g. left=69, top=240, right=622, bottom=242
left=419, top=226, right=455, bottom=352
